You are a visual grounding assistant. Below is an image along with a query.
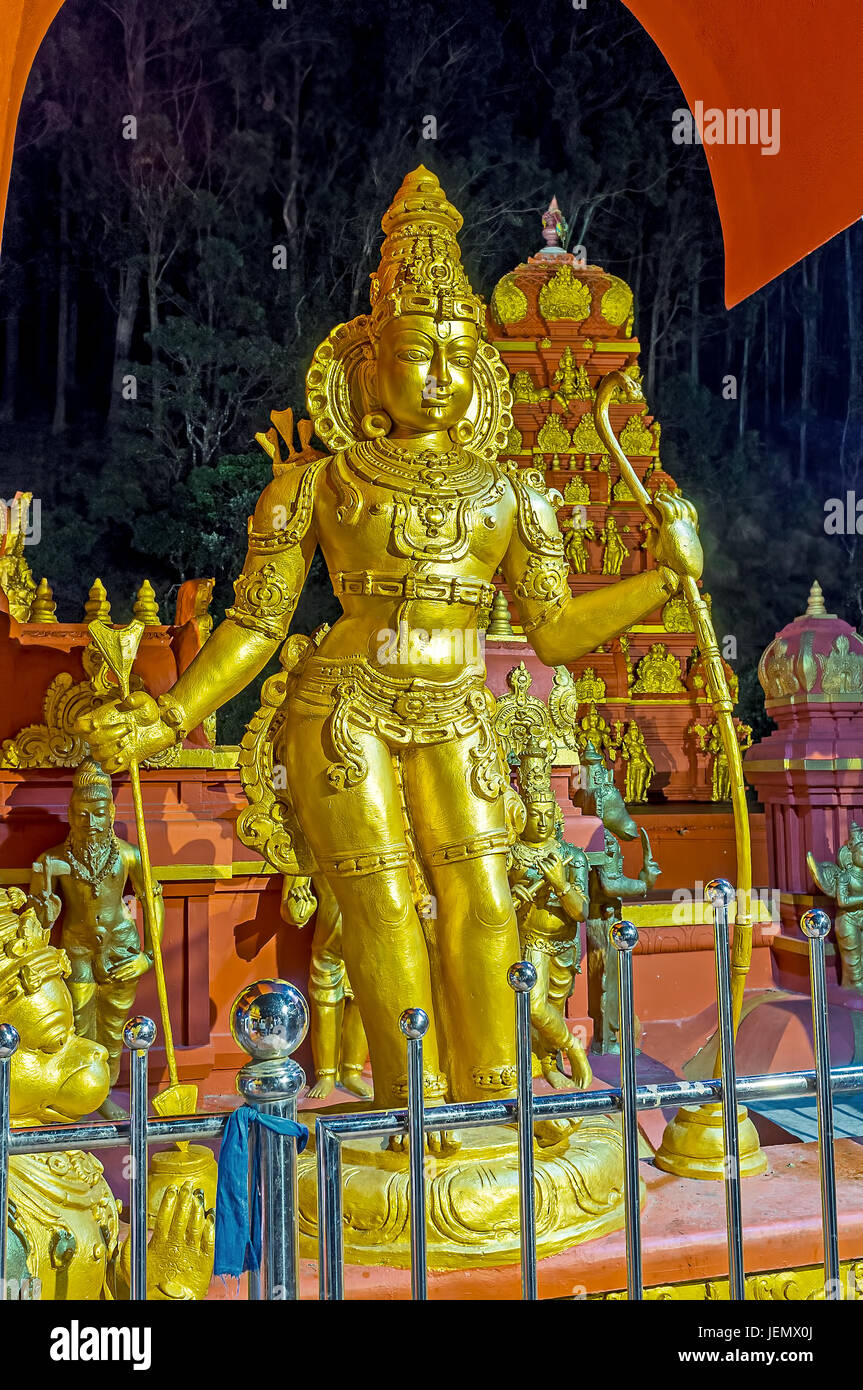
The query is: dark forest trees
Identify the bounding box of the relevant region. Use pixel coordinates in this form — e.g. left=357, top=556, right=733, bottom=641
left=0, top=0, right=861, bottom=741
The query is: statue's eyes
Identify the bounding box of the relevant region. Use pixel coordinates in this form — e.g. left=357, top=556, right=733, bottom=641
left=451, top=355, right=473, bottom=368
left=397, top=348, right=431, bottom=363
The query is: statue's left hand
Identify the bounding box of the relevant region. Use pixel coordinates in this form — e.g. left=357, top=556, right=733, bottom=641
left=144, top=1183, right=215, bottom=1301
left=110, top=951, right=150, bottom=983
left=643, top=487, right=703, bottom=582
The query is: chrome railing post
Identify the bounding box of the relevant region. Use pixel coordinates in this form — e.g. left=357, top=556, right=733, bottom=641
left=231, top=979, right=309, bottom=1301
left=400, top=1007, right=429, bottom=1301
left=801, top=908, right=840, bottom=1298
left=0, top=1023, right=19, bottom=1300
left=706, top=877, right=745, bottom=1300
left=123, top=1016, right=155, bottom=1302
left=235, top=1063, right=306, bottom=1302
left=611, top=922, right=642, bottom=1301
left=508, top=962, right=538, bottom=1301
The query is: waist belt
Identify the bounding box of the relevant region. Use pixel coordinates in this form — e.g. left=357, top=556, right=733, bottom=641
left=334, top=570, right=494, bottom=608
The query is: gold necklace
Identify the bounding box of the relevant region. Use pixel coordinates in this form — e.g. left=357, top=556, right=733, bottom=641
left=64, top=835, right=120, bottom=894
left=351, top=438, right=495, bottom=497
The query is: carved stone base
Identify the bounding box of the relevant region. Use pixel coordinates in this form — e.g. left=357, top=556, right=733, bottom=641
left=654, top=1102, right=768, bottom=1180
left=298, top=1115, right=639, bottom=1269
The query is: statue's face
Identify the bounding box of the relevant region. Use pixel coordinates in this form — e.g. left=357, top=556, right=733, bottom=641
left=7, top=972, right=110, bottom=1122
left=374, top=315, right=477, bottom=437
left=524, top=802, right=556, bottom=843
left=851, top=842, right=863, bottom=870
left=69, top=789, right=115, bottom=848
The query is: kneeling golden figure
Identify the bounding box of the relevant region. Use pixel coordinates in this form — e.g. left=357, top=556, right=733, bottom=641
left=81, top=167, right=702, bottom=1265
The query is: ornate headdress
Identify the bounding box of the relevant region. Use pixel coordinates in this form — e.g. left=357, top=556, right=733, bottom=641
left=849, top=823, right=863, bottom=847
left=0, top=888, right=69, bottom=1009
left=369, top=166, right=485, bottom=333
left=516, top=737, right=556, bottom=805
left=306, top=167, right=512, bottom=459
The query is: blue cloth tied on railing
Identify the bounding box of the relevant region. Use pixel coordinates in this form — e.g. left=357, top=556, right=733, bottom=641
left=214, top=1104, right=309, bottom=1278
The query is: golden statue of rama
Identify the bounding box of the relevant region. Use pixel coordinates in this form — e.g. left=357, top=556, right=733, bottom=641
left=80, top=166, right=702, bottom=1123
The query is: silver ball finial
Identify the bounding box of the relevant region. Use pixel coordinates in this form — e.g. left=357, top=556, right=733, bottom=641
left=230, top=979, right=309, bottom=1062
left=123, top=1016, right=156, bottom=1051
left=0, top=1023, right=19, bottom=1059
left=508, top=961, right=538, bottom=993
left=611, top=920, right=639, bottom=953
left=706, top=878, right=736, bottom=907
left=801, top=908, right=832, bottom=941
left=399, top=1007, right=430, bottom=1040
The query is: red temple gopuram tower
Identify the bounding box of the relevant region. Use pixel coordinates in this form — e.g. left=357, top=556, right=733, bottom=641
left=483, top=200, right=747, bottom=806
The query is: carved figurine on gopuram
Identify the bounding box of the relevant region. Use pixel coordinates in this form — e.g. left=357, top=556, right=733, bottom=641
left=507, top=739, right=592, bottom=1091
left=80, top=167, right=703, bottom=1264
left=280, top=871, right=371, bottom=1098
left=619, top=720, right=655, bottom=804
left=808, top=823, right=863, bottom=992
left=0, top=887, right=213, bottom=1299
left=27, top=758, right=164, bottom=1121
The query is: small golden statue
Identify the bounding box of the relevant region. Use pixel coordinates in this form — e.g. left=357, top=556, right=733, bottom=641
left=281, top=872, right=372, bottom=1099
left=507, top=740, right=592, bottom=1091
left=599, top=515, right=629, bottom=575
left=808, top=824, right=863, bottom=991
left=80, top=166, right=703, bottom=1262
left=28, top=758, right=164, bottom=1120
left=577, top=703, right=616, bottom=762
left=0, top=886, right=213, bottom=1299
left=690, top=719, right=752, bottom=802
left=563, top=510, right=596, bottom=574
left=619, top=720, right=655, bottom=804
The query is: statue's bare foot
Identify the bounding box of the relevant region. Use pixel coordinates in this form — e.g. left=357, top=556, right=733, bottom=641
left=542, top=1064, right=575, bottom=1091
left=339, top=1071, right=373, bottom=1099
left=98, top=1096, right=129, bottom=1122
left=308, top=1076, right=336, bottom=1100
left=534, top=1117, right=577, bottom=1148
left=566, top=1042, right=593, bottom=1090
left=387, top=1130, right=462, bottom=1155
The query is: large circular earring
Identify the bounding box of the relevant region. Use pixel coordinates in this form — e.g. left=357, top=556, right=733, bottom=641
left=450, top=418, right=475, bottom=445
left=361, top=410, right=392, bottom=439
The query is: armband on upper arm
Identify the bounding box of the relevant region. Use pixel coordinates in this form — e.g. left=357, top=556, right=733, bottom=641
left=506, top=464, right=571, bottom=633
left=226, top=563, right=299, bottom=641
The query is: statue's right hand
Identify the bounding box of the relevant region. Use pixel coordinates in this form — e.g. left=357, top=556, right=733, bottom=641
left=77, top=691, right=175, bottom=772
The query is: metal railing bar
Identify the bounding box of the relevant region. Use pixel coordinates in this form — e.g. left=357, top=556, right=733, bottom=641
left=8, top=1113, right=230, bottom=1154
left=400, top=1009, right=429, bottom=1301
left=0, top=1025, right=17, bottom=1294
left=708, top=879, right=745, bottom=1299
left=311, top=1066, right=863, bottom=1145
left=509, top=964, right=538, bottom=1300
left=125, top=1017, right=154, bottom=1301
left=612, top=922, right=642, bottom=1300
left=802, top=909, right=841, bottom=1298
left=319, top=1124, right=344, bottom=1301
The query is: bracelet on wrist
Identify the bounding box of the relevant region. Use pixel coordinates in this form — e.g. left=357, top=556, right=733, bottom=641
left=156, top=692, right=191, bottom=740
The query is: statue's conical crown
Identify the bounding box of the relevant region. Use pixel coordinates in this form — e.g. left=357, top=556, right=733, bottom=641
left=369, top=166, right=485, bottom=332
left=517, top=736, right=555, bottom=804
